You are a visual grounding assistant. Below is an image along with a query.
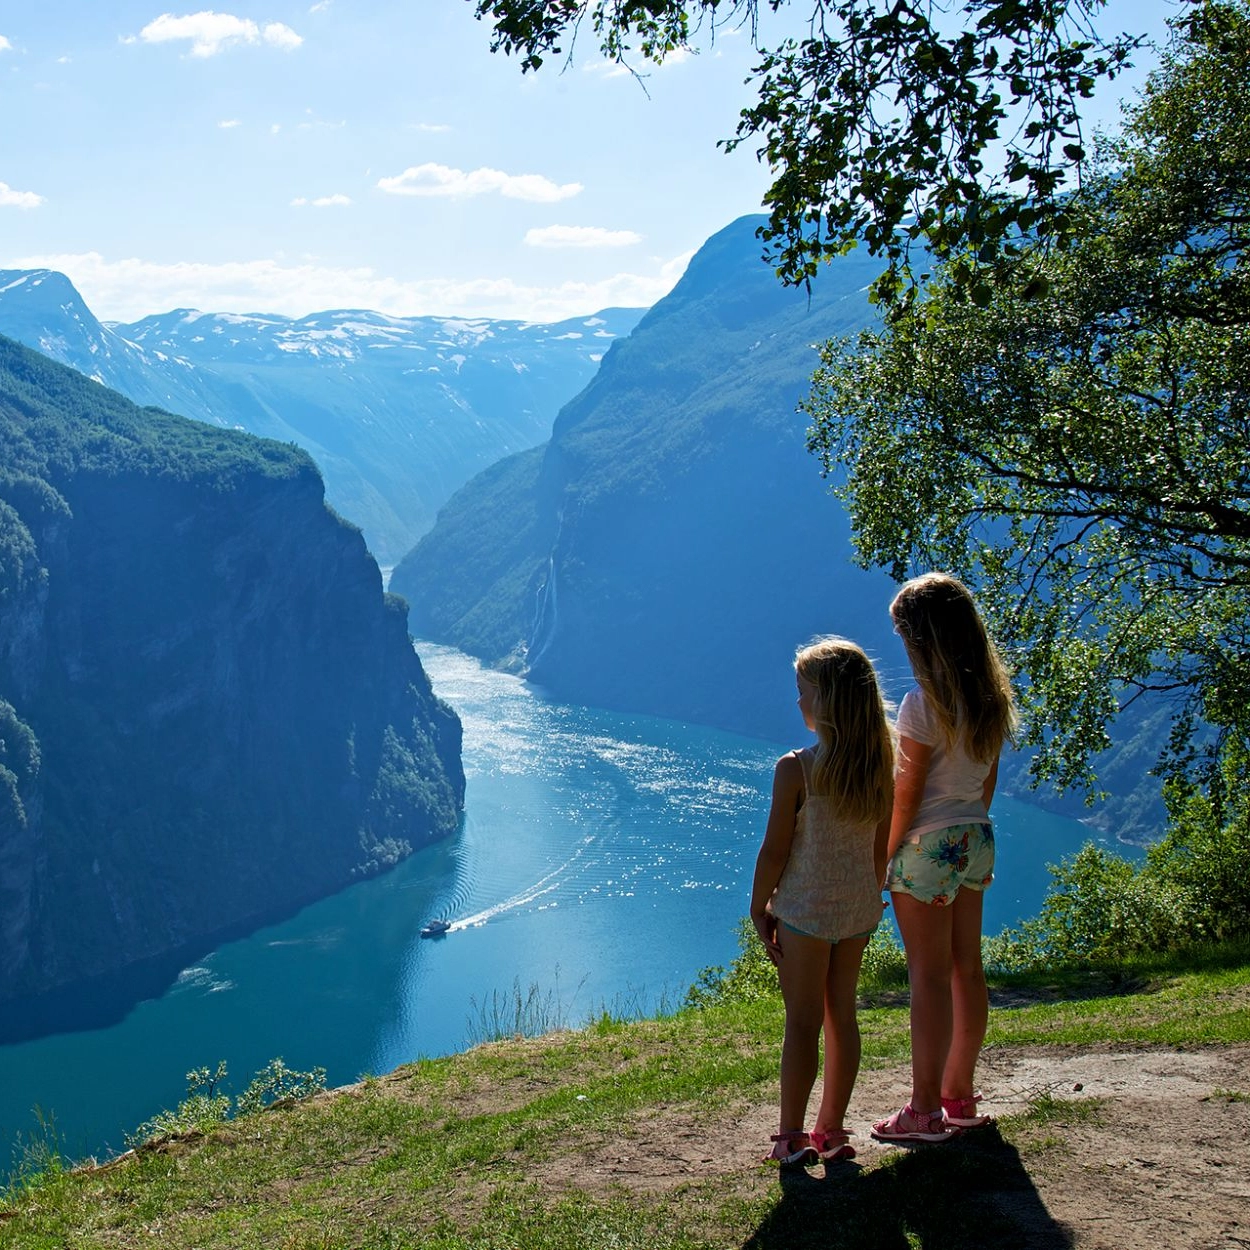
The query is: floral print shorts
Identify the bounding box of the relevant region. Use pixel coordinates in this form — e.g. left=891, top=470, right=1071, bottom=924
left=886, top=822, right=995, bottom=907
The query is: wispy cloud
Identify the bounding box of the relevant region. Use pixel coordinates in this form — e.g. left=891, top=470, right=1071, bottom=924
left=218, top=118, right=241, bottom=129
left=582, top=59, right=631, bottom=80
left=3, top=250, right=688, bottom=323
left=377, top=163, right=582, bottom=203
left=136, top=12, right=303, bottom=58
left=583, top=45, right=692, bottom=77
left=411, top=123, right=452, bottom=134
left=0, top=36, right=12, bottom=53
left=525, top=225, right=642, bottom=249
left=291, top=194, right=352, bottom=208
left=0, top=182, right=45, bottom=210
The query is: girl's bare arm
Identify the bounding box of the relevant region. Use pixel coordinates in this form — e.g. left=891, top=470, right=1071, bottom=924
left=888, top=734, right=932, bottom=860
left=982, top=755, right=1000, bottom=813
left=749, top=752, right=803, bottom=962
left=873, top=816, right=891, bottom=889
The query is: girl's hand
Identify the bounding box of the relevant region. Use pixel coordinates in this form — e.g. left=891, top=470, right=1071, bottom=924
left=752, top=907, right=782, bottom=965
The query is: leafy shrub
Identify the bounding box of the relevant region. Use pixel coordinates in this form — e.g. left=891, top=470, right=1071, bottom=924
left=986, top=740, right=1250, bottom=970
left=686, top=915, right=909, bottom=1008
left=685, top=918, right=779, bottom=1009
left=127, top=1058, right=326, bottom=1146
left=859, top=923, right=909, bottom=993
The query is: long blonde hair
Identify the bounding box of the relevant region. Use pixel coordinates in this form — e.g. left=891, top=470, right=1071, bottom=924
left=794, top=637, right=894, bottom=824
left=889, top=573, right=1018, bottom=763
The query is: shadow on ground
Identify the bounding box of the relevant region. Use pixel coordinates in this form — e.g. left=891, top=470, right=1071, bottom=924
left=743, top=1126, right=1073, bottom=1250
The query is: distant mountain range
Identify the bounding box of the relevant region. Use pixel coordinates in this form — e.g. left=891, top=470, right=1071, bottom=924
left=0, top=269, right=643, bottom=562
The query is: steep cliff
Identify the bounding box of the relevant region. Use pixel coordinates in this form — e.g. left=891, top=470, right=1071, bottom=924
left=391, top=217, right=905, bottom=743
left=392, top=215, right=1167, bottom=838
left=0, top=335, right=464, bottom=1017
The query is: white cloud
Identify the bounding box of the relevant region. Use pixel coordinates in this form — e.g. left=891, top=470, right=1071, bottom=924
left=583, top=45, right=691, bottom=77
left=2, top=250, right=688, bottom=324
left=583, top=59, right=631, bottom=80
left=291, top=194, right=351, bottom=207
left=218, top=118, right=241, bottom=128
left=525, top=225, right=642, bottom=249
left=260, top=21, right=301, bottom=51
left=0, top=36, right=12, bottom=53
left=0, top=182, right=45, bottom=210
left=377, top=163, right=582, bottom=203
left=412, top=122, right=452, bottom=134
left=137, top=12, right=303, bottom=58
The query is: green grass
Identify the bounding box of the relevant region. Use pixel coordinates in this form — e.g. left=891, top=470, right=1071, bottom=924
left=1, top=950, right=1246, bottom=1250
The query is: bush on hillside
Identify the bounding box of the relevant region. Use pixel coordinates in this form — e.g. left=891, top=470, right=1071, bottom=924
left=987, top=742, right=1250, bottom=970
left=686, top=917, right=908, bottom=1009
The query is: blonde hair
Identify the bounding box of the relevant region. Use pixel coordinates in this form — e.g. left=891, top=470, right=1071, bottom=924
left=889, top=572, right=1018, bottom=763
left=794, top=636, right=895, bottom=825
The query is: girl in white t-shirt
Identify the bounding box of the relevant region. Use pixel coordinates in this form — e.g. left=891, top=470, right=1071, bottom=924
left=872, top=574, right=1017, bottom=1144
left=751, top=637, right=894, bottom=1165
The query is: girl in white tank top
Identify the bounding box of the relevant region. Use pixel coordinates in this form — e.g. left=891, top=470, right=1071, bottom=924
left=750, top=637, right=893, bottom=1165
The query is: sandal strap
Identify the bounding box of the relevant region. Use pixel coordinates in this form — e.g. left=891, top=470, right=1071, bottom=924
left=941, top=1092, right=982, bottom=1114
left=770, top=1131, right=810, bottom=1143
left=904, top=1103, right=944, bottom=1131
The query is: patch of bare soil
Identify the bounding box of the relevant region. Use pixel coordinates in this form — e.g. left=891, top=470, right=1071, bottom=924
left=524, top=1044, right=1250, bottom=1249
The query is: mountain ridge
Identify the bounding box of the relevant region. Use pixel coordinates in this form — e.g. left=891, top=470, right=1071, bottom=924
left=0, top=269, right=644, bottom=561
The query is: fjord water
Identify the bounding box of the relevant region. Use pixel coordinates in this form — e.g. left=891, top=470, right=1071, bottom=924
left=0, top=643, right=1124, bottom=1175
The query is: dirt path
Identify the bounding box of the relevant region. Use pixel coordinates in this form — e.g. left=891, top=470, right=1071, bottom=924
left=530, top=1044, right=1250, bottom=1249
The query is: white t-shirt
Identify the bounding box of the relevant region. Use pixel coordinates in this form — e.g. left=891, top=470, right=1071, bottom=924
left=896, top=686, right=993, bottom=840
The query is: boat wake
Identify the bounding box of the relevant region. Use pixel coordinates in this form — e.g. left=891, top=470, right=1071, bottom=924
left=446, top=838, right=596, bottom=932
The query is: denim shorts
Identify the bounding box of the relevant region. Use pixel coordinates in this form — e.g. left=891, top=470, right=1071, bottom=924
left=886, top=823, right=995, bottom=907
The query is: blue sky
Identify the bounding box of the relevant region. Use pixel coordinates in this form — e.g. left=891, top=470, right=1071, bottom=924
left=1, top=0, right=1178, bottom=324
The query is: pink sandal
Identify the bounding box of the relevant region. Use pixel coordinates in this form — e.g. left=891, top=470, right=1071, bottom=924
left=810, top=1128, right=856, bottom=1162
left=942, top=1092, right=991, bottom=1128
left=764, top=1130, right=818, bottom=1166
left=871, top=1103, right=955, bottom=1144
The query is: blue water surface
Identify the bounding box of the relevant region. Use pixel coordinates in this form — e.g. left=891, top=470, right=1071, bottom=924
left=0, top=642, right=1130, bottom=1175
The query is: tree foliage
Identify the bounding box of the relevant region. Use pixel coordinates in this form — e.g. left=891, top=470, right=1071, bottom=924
left=470, top=0, right=1140, bottom=302
left=804, top=0, right=1250, bottom=795
left=985, top=741, right=1250, bottom=968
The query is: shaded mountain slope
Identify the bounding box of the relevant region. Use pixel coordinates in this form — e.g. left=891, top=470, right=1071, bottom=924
left=392, top=217, right=905, bottom=743
left=0, top=335, right=464, bottom=1017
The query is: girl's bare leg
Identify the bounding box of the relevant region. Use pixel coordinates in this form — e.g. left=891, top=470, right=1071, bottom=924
left=774, top=926, right=833, bottom=1131
left=943, top=886, right=988, bottom=1100
left=892, top=893, right=954, bottom=1114
left=815, top=934, right=869, bottom=1133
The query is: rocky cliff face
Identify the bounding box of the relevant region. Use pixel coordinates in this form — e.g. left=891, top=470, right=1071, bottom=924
left=0, top=335, right=464, bottom=1015
left=392, top=216, right=906, bottom=744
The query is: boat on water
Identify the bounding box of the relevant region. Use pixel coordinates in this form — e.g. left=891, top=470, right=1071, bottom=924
left=420, top=918, right=452, bottom=938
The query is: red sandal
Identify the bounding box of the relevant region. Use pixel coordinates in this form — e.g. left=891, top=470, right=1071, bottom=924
left=810, top=1128, right=856, bottom=1162
left=871, top=1103, right=956, bottom=1144
left=764, top=1130, right=818, bottom=1166
left=941, top=1092, right=991, bottom=1128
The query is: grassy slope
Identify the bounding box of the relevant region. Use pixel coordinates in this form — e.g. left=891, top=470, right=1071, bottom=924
left=2, top=950, right=1247, bottom=1250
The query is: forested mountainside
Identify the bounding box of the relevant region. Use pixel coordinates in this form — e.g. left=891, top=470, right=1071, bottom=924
left=391, top=216, right=904, bottom=739
left=0, top=269, right=642, bottom=562
left=392, top=215, right=1165, bottom=842
left=0, top=335, right=464, bottom=1020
